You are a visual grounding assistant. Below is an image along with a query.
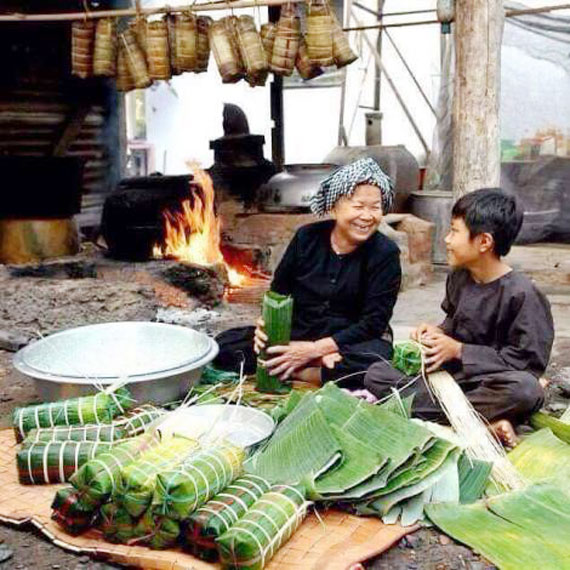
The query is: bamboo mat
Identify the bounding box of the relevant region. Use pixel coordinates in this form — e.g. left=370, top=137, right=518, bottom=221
left=0, top=428, right=416, bottom=569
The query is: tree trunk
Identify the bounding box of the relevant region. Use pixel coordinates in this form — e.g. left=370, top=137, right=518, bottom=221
left=452, top=0, right=504, bottom=199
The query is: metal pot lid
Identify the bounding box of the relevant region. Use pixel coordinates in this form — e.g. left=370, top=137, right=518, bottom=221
left=14, top=322, right=215, bottom=380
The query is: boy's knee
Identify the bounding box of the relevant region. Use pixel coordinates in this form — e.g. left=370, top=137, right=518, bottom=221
left=364, top=361, right=394, bottom=387
left=509, top=372, right=544, bottom=416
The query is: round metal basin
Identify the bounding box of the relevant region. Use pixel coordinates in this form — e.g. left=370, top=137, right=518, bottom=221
left=157, top=404, right=275, bottom=448
left=13, top=322, right=219, bottom=405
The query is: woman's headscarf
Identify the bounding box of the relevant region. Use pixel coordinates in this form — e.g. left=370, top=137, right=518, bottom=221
left=310, top=157, right=394, bottom=216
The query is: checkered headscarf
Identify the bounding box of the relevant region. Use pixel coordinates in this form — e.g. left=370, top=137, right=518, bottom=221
left=310, top=157, right=394, bottom=216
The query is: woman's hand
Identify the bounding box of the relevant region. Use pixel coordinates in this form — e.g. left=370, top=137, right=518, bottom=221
left=422, top=332, right=462, bottom=373
left=253, top=317, right=268, bottom=355
left=321, top=352, right=342, bottom=369
left=264, top=341, right=320, bottom=380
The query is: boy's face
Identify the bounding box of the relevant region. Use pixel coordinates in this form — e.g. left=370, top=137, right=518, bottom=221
left=445, top=217, right=487, bottom=268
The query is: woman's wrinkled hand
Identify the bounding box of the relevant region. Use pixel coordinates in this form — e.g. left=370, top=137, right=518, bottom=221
left=321, top=352, right=342, bottom=369
left=263, top=341, right=319, bottom=380
left=253, top=317, right=268, bottom=355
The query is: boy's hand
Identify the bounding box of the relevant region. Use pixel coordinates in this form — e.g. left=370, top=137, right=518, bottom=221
left=422, top=332, right=463, bottom=373
left=411, top=323, right=442, bottom=342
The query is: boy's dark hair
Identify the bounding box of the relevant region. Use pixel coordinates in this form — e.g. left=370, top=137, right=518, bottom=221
left=451, top=188, right=523, bottom=257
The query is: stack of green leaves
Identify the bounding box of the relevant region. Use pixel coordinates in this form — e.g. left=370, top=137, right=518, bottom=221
left=217, top=483, right=308, bottom=570
left=184, top=474, right=271, bottom=561
left=256, top=291, right=293, bottom=394
left=17, top=440, right=113, bottom=484
left=152, top=442, right=245, bottom=520
left=51, top=486, right=96, bottom=535
left=115, top=436, right=199, bottom=517
left=13, top=387, right=133, bottom=442
left=392, top=341, right=423, bottom=376
left=69, top=433, right=158, bottom=510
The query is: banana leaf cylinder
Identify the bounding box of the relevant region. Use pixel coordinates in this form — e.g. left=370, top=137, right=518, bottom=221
left=147, top=18, right=171, bottom=80
left=216, top=484, right=309, bottom=570
left=118, top=405, right=165, bottom=437
left=331, top=11, right=357, bottom=68
left=196, top=16, right=212, bottom=73
left=236, top=16, right=269, bottom=87
left=153, top=443, right=245, bottom=521
left=295, top=37, right=324, bottom=80
left=17, top=440, right=113, bottom=485
left=270, top=4, right=301, bottom=76
left=23, top=423, right=128, bottom=446
left=120, top=30, right=152, bottom=88
left=209, top=17, right=244, bottom=83
left=172, top=13, right=198, bottom=72
left=116, top=44, right=136, bottom=92
left=71, top=20, right=95, bottom=79
left=259, top=22, right=276, bottom=62
left=256, top=291, right=293, bottom=394
left=184, top=474, right=271, bottom=561
left=93, top=18, right=117, bottom=76
left=51, top=486, right=96, bottom=535
left=305, top=0, right=334, bottom=66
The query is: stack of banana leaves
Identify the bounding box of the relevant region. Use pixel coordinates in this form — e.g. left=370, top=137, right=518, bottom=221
left=245, top=382, right=478, bottom=526
left=427, top=423, right=570, bottom=570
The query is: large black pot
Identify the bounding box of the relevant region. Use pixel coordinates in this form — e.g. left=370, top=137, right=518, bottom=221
left=101, top=174, right=194, bottom=261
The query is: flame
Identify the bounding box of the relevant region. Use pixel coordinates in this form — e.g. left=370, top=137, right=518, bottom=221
left=153, top=167, right=247, bottom=288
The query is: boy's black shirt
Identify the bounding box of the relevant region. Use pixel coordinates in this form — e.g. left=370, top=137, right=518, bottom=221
left=441, top=269, right=554, bottom=379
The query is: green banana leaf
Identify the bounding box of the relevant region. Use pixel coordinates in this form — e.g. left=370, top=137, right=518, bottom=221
left=457, top=454, right=492, bottom=504
left=134, top=511, right=181, bottom=550
left=530, top=411, right=570, bottom=445
left=99, top=502, right=139, bottom=544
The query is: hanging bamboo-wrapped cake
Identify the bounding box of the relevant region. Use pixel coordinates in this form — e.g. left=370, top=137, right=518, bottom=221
left=119, top=30, right=152, bottom=88
left=270, top=4, right=301, bottom=76
left=171, top=13, right=198, bottom=73
left=331, top=11, right=357, bottom=67
left=196, top=16, right=212, bottom=73
left=71, top=20, right=95, bottom=78
left=93, top=18, right=117, bottom=76
left=147, top=18, right=171, bottom=80
left=236, top=16, right=269, bottom=87
left=116, top=44, right=136, bottom=92
left=296, top=37, right=324, bottom=80
left=129, top=16, right=148, bottom=55
left=209, top=17, right=244, bottom=83
left=305, top=0, right=334, bottom=66
left=260, top=22, right=277, bottom=62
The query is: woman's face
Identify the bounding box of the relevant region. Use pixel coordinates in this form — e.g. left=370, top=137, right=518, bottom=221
left=331, top=184, right=383, bottom=245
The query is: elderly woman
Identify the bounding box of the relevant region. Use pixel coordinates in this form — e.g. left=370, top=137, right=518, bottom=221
left=214, top=157, right=402, bottom=387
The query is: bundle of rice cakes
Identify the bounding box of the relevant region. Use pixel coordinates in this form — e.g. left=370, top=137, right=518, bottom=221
left=152, top=441, right=245, bottom=521
left=13, top=387, right=133, bottom=442
left=115, top=435, right=199, bottom=517
left=184, top=474, right=271, bottom=561
left=51, top=486, right=96, bottom=535
left=217, top=483, right=309, bottom=570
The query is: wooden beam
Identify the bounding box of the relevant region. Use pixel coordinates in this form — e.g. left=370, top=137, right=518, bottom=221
left=51, top=103, right=92, bottom=157
left=452, top=0, right=504, bottom=198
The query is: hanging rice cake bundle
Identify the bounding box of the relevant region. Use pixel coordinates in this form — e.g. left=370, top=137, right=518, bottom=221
left=305, top=0, right=334, bottom=67
left=93, top=18, right=117, bottom=76
left=236, top=16, right=269, bottom=87
left=196, top=16, right=212, bottom=73
left=116, top=435, right=199, bottom=517
left=71, top=20, right=95, bottom=78
left=12, top=387, right=132, bottom=442
left=184, top=474, right=271, bottom=561
left=147, top=18, right=171, bottom=80
left=270, top=4, right=301, bottom=77
left=99, top=502, right=139, bottom=544
left=23, top=423, right=128, bottom=446
left=120, top=29, right=152, bottom=88
left=129, top=17, right=148, bottom=55
left=70, top=432, right=158, bottom=510
left=17, top=440, right=113, bottom=485
left=116, top=44, right=136, bottom=92
left=209, top=17, right=244, bottom=83
left=51, top=486, right=96, bottom=535
left=256, top=291, right=293, bottom=393
left=166, top=14, right=182, bottom=76
left=295, top=37, right=324, bottom=80
left=116, top=404, right=165, bottom=437
left=171, top=13, right=198, bottom=73
left=134, top=511, right=181, bottom=550
left=331, top=11, right=357, bottom=68
left=217, top=484, right=309, bottom=570
left=153, top=442, right=245, bottom=521
left=259, top=23, right=276, bottom=62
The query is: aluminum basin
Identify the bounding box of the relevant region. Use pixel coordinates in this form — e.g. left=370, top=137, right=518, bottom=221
left=13, top=322, right=219, bottom=405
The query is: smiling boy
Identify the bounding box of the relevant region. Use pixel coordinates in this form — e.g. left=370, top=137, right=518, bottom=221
left=364, top=188, right=554, bottom=445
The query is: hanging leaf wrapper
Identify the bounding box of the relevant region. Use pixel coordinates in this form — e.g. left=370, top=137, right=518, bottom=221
left=270, top=4, right=301, bottom=76
left=209, top=16, right=244, bottom=83
left=93, top=18, right=117, bottom=76
left=147, top=18, right=171, bottom=80
left=305, top=0, right=334, bottom=66
left=71, top=20, right=95, bottom=78
left=236, top=15, right=269, bottom=87
left=296, top=37, right=324, bottom=80
left=196, top=16, right=213, bottom=73
left=120, top=29, right=152, bottom=89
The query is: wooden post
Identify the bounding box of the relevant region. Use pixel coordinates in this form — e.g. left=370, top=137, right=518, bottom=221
left=452, top=0, right=504, bottom=198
